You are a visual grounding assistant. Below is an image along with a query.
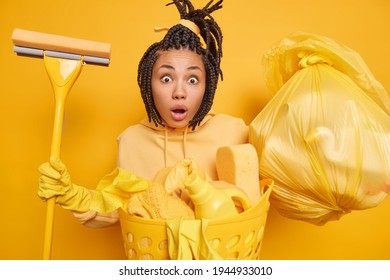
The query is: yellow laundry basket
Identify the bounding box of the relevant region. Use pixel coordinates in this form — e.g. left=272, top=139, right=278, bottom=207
left=118, top=179, right=273, bottom=260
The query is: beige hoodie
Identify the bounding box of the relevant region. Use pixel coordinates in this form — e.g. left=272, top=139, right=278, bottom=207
left=117, top=110, right=248, bottom=181
left=73, top=110, right=249, bottom=227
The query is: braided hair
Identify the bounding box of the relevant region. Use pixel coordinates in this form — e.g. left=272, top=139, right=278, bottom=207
left=137, top=0, right=223, bottom=130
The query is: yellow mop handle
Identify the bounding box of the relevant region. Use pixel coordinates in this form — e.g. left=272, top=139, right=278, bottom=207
left=42, top=55, right=83, bottom=260
left=11, top=28, right=111, bottom=259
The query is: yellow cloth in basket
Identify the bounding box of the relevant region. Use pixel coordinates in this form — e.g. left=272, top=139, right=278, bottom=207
left=166, top=217, right=221, bottom=260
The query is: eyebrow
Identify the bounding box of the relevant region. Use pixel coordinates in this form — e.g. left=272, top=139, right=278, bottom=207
left=158, top=64, right=203, bottom=72
left=187, top=66, right=203, bottom=72
left=159, top=64, right=175, bottom=70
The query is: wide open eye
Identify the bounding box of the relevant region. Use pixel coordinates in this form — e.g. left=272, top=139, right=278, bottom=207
left=188, top=76, right=199, bottom=85
left=161, top=75, right=172, bottom=83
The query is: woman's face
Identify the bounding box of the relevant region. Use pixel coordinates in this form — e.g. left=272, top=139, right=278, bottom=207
left=151, top=48, right=206, bottom=129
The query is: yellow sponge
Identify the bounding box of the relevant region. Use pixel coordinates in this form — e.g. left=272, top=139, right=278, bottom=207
left=216, top=144, right=261, bottom=204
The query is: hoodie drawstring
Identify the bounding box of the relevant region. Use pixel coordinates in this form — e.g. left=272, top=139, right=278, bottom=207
left=183, top=126, right=188, bottom=159
left=163, top=125, right=189, bottom=168
left=164, top=126, right=168, bottom=168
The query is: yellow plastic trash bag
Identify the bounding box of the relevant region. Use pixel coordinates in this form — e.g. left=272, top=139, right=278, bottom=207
left=249, top=32, right=390, bottom=225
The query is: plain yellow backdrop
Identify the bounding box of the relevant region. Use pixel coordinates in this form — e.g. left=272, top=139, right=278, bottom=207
left=1, top=0, right=389, bottom=260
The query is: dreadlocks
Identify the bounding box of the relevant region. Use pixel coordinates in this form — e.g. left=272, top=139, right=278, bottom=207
left=137, top=0, right=224, bottom=130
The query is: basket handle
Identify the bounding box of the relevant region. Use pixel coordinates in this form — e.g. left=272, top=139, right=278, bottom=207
left=260, top=178, right=274, bottom=196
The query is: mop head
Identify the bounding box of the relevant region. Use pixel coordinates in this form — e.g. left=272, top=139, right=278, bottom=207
left=12, top=28, right=111, bottom=65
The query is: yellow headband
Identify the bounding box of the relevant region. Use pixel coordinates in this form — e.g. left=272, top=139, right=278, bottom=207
left=154, top=19, right=206, bottom=47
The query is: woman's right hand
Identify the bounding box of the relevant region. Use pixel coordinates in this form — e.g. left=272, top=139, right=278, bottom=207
left=38, top=157, right=72, bottom=201
left=37, top=157, right=91, bottom=212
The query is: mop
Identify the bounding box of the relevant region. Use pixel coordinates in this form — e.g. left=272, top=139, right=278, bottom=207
left=12, top=28, right=111, bottom=259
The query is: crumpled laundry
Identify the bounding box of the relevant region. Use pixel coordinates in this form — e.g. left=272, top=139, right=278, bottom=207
left=127, top=182, right=195, bottom=220
left=89, top=159, right=210, bottom=219
left=89, top=167, right=151, bottom=213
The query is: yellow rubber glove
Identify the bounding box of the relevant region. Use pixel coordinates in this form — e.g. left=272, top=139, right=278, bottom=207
left=38, top=157, right=91, bottom=212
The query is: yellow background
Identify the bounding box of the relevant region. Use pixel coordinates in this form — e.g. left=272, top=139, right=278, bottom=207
left=1, top=0, right=389, bottom=259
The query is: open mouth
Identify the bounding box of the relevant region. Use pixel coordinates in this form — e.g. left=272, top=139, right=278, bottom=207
left=172, top=108, right=186, bottom=114
left=170, top=106, right=188, bottom=121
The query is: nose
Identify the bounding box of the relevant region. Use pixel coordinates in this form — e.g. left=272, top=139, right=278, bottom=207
left=172, top=81, right=186, bottom=100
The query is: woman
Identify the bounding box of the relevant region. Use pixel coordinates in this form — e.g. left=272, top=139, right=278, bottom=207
left=38, top=0, right=253, bottom=227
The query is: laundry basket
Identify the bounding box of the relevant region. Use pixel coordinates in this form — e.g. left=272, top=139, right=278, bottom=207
left=118, top=179, right=273, bottom=260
